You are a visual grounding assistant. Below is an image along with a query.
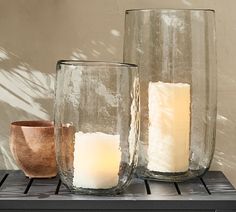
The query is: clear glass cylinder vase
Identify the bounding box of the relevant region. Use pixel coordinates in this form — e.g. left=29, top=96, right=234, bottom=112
left=124, top=9, right=217, bottom=181
left=54, top=61, right=139, bottom=195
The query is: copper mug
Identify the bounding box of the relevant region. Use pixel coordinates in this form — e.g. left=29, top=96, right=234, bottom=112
left=10, top=120, right=57, bottom=178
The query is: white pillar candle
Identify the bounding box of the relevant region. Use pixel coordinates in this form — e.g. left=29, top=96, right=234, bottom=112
left=73, top=132, right=121, bottom=189
left=148, top=81, right=190, bottom=173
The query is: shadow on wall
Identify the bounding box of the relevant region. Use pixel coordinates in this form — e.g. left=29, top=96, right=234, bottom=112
left=70, top=29, right=121, bottom=60
left=212, top=113, right=236, bottom=171
left=0, top=27, right=122, bottom=170
left=0, top=47, right=54, bottom=169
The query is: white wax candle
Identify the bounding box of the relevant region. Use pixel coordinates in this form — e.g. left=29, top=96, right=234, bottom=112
left=73, top=132, right=121, bottom=189
left=148, top=81, right=190, bottom=173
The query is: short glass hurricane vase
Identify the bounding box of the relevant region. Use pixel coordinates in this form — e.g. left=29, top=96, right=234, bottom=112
left=124, top=9, right=217, bottom=182
left=54, top=61, right=139, bottom=195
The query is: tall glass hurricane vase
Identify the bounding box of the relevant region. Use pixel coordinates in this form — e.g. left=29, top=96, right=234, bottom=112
left=124, top=9, right=217, bottom=181
left=54, top=61, right=139, bottom=195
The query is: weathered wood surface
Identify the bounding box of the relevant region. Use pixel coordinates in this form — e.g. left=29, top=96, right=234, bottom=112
left=0, top=170, right=236, bottom=211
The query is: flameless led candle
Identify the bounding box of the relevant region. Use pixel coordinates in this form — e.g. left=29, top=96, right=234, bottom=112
left=73, top=132, right=121, bottom=189
left=148, top=81, right=190, bottom=173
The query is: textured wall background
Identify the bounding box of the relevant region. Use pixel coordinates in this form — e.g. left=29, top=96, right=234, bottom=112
left=0, top=0, right=236, bottom=185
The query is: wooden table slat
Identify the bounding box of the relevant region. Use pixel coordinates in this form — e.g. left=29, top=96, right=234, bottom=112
left=0, top=170, right=236, bottom=211
left=203, top=171, right=236, bottom=194
left=0, top=171, right=29, bottom=197
left=57, top=182, right=70, bottom=195
left=122, top=178, right=147, bottom=196
left=177, top=178, right=208, bottom=195
left=148, top=180, right=179, bottom=196
left=27, top=177, right=59, bottom=197
left=0, top=170, right=7, bottom=178
left=0, top=170, right=8, bottom=188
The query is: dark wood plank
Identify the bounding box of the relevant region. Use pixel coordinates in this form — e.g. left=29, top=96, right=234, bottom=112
left=123, top=178, right=147, bottom=196
left=27, top=176, right=59, bottom=197
left=177, top=177, right=208, bottom=195
left=57, top=181, right=70, bottom=195
left=1, top=197, right=236, bottom=210
left=0, top=170, right=235, bottom=211
left=0, top=209, right=217, bottom=212
left=216, top=210, right=236, bottom=212
left=0, top=170, right=29, bottom=197
left=148, top=180, right=178, bottom=196
left=0, top=170, right=7, bottom=177
left=0, top=170, right=8, bottom=188
left=202, top=171, right=236, bottom=194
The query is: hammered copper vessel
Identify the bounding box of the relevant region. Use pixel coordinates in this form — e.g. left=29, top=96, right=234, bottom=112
left=10, top=120, right=57, bottom=178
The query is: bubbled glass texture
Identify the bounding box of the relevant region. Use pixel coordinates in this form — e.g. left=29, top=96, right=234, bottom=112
left=54, top=61, right=139, bottom=194
left=124, top=9, right=217, bottom=181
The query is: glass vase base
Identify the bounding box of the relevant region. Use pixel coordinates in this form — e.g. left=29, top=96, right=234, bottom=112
left=70, top=187, right=123, bottom=196
left=136, top=166, right=208, bottom=182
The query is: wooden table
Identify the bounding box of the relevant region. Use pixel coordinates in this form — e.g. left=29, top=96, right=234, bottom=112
left=0, top=170, right=236, bottom=211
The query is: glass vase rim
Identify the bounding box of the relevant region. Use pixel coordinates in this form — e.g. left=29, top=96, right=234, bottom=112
left=125, top=8, right=215, bottom=13
left=57, top=60, right=138, bottom=68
